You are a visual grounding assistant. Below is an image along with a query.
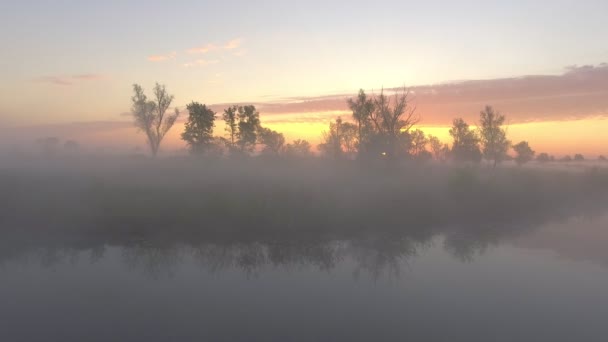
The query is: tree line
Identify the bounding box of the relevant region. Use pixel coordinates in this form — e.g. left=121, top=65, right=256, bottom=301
left=131, top=83, right=312, bottom=159
left=130, top=83, right=603, bottom=165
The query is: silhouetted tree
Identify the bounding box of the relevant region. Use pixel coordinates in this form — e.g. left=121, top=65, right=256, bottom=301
left=449, top=118, right=481, bottom=163
left=409, top=129, right=428, bottom=158
left=574, top=154, right=585, bottom=162
left=258, top=127, right=285, bottom=156
left=222, top=105, right=238, bottom=150
left=340, top=122, right=358, bottom=159
left=347, top=89, right=375, bottom=151
left=181, top=102, right=216, bottom=155
left=284, top=139, right=312, bottom=158
left=429, top=135, right=449, bottom=162
left=131, top=83, right=179, bottom=156
left=367, top=88, right=419, bottom=159
left=536, top=153, right=551, bottom=163
left=560, top=155, right=573, bottom=162
left=513, top=141, right=535, bottom=166
left=236, top=105, right=260, bottom=153
left=479, top=106, right=510, bottom=167
left=319, top=117, right=345, bottom=159
left=599, top=155, right=607, bottom=162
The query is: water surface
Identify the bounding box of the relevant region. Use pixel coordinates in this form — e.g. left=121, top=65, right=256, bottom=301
left=2, top=215, right=608, bottom=341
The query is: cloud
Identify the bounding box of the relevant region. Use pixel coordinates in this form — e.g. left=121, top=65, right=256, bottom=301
left=72, top=74, right=104, bottom=81
left=187, top=38, right=243, bottom=54
left=183, top=59, right=219, bottom=68
left=233, top=49, right=248, bottom=57
left=186, top=44, right=217, bottom=54
left=147, top=51, right=177, bottom=62
left=223, top=38, right=242, bottom=50
left=233, top=64, right=608, bottom=125
left=32, top=74, right=105, bottom=86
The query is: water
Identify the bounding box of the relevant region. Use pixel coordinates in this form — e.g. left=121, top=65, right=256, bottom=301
left=1, top=215, right=608, bottom=341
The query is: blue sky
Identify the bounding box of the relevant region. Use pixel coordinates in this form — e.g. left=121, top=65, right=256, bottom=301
left=1, top=0, right=608, bottom=126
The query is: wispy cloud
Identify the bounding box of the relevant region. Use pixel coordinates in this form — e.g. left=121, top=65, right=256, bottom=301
left=187, top=38, right=243, bottom=54
left=187, top=44, right=217, bottom=54
left=183, top=59, right=220, bottom=68
left=223, top=38, right=242, bottom=50
left=147, top=51, right=177, bottom=62
left=233, top=49, right=248, bottom=57
left=32, top=74, right=105, bottom=86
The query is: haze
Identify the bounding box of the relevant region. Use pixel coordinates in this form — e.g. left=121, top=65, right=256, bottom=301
left=2, top=2, right=608, bottom=342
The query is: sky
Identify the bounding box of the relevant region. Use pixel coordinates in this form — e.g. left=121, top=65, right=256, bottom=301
left=1, top=0, right=608, bottom=155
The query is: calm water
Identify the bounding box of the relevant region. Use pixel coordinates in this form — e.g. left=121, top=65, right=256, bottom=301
left=2, top=215, right=608, bottom=341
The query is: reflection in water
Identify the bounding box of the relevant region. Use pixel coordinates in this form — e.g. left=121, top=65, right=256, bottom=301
left=2, top=213, right=608, bottom=278
left=2, top=214, right=608, bottom=342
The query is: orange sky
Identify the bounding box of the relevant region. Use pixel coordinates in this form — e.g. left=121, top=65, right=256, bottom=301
left=2, top=65, right=608, bottom=157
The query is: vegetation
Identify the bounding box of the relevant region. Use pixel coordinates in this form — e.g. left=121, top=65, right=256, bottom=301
left=513, top=141, right=535, bottom=166
left=131, top=83, right=180, bottom=156
left=537, top=153, right=552, bottom=163
left=181, top=102, right=216, bottom=155
left=479, top=106, right=510, bottom=167
left=450, top=118, right=482, bottom=163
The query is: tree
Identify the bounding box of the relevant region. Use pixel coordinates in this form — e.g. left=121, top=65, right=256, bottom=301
left=536, top=153, right=551, bottom=163
left=284, top=139, right=312, bottom=158
left=318, top=117, right=346, bottom=159
left=367, top=87, right=419, bottom=159
left=222, top=105, right=238, bottom=149
left=258, top=127, right=285, bottom=156
left=560, top=155, right=573, bottom=162
left=131, top=83, right=179, bottom=156
left=513, top=141, right=535, bottom=166
left=599, top=155, right=607, bottom=162
left=574, top=154, right=585, bottom=162
left=236, top=105, right=260, bottom=153
left=478, top=106, right=510, bottom=167
left=340, top=122, right=358, bottom=159
left=408, top=129, right=428, bottom=158
left=181, top=102, right=216, bottom=155
left=429, top=135, right=449, bottom=162
left=449, top=118, right=481, bottom=163
left=347, top=89, right=375, bottom=151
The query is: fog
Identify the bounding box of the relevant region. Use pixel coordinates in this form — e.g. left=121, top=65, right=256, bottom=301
left=2, top=148, right=608, bottom=342
left=2, top=152, right=606, bottom=226
left=2, top=151, right=608, bottom=256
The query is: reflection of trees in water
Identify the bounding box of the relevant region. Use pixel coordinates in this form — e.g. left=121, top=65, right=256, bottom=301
left=122, top=244, right=184, bottom=278
left=349, top=234, right=430, bottom=281
left=2, top=210, right=606, bottom=279
left=0, top=228, right=507, bottom=280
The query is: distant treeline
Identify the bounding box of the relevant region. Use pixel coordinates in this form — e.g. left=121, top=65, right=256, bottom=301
left=32, top=83, right=605, bottom=164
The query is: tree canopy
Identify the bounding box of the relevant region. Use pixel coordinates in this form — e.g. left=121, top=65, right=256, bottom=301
left=181, top=102, right=216, bottom=155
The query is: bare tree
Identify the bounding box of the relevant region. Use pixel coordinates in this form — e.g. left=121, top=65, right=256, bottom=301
left=369, top=87, right=419, bottom=158
left=131, top=83, right=179, bottom=156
